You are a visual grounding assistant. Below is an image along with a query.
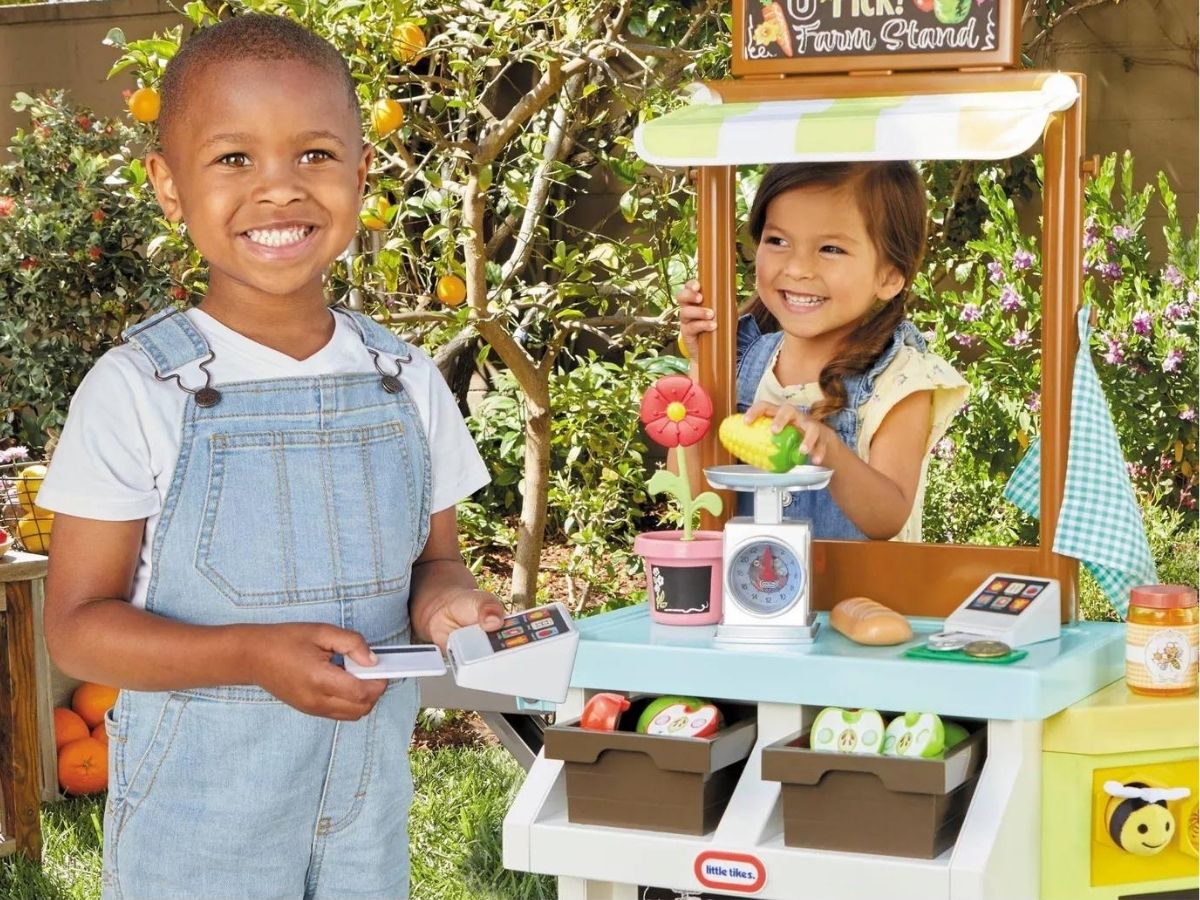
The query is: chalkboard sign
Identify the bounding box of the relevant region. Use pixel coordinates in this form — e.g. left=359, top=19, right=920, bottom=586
left=732, top=0, right=1020, bottom=76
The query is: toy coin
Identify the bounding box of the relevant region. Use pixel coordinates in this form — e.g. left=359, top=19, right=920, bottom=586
left=963, top=639, right=1012, bottom=658
left=926, top=632, right=973, bottom=651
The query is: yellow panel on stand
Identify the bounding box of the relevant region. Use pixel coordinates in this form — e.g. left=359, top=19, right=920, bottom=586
left=1043, top=678, right=1199, bottom=755
left=1042, top=678, right=1199, bottom=900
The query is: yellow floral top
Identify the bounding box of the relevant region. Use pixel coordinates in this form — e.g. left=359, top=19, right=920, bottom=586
left=755, top=344, right=969, bottom=542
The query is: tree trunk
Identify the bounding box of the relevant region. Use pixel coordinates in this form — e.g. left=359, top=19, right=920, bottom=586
left=510, top=383, right=551, bottom=608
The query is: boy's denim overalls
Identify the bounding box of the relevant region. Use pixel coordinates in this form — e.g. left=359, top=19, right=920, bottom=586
left=735, top=314, right=926, bottom=540
left=101, top=308, right=428, bottom=899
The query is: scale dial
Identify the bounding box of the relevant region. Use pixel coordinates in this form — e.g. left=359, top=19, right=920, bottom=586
left=727, top=538, right=805, bottom=617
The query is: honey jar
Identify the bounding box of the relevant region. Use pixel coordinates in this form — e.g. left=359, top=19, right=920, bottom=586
left=1126, top=584, right=1198, bottom=697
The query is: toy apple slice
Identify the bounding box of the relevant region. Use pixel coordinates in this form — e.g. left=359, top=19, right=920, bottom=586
left=810, top=707, right=885, bottom=754
left=882, top=712, right=946, bottom=758
left=636, top=696, right=723, bottom=738
left=580, top=692, right=631, bottom=732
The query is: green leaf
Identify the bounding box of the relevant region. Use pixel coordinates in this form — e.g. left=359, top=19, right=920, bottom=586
left=103, top=28, right=127, bottom=49
left=692, top=491, right=724, bottom=517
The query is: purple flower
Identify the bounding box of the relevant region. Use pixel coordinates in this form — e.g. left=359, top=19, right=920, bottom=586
left=1083, top=217, right=1100, bottom=249
left=1163, top=265, right=1184, bottom=289
left=1132, top=311, right=1152, bottom=336
left=933, top=437, right=955, bottom=460
left=1103, top=337, right=1125, bottom=365
left=1007, top=329, right=1031, bottom=348
left=953, top=332, right=977, bottom=348
left=1163, top=349, right=1185, bottom=373
left=1112, top=225, right=1133, bottom=242
left=1188, top=289, right=1198, bottom=308
left=1097, top=261, right=1122, bottom=282
left=1013, top=249, right=1034, bottom=271
left=987, top=261, right=1004, bottom=284
left=961, top=303, right=982, bottom=323
left=1181, top=407, right=1196, bottom=422
left=1165, top=302, right=1187, bottom=322
left=999, top=285, right=1021, bottom=312
left=1026, top=393, right=1041, bottom=412
left=0, top=446, right=29, bottom=464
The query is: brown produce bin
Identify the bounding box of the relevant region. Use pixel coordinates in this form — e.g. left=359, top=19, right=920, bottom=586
left=543, top=698, right=757, bottom=835
left=761, top=719, right=987, bottom=858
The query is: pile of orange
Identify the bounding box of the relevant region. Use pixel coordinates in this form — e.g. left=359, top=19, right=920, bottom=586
left=52, top=682, right=118, bottom=795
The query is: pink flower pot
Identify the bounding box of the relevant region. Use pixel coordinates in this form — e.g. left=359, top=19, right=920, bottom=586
left=633, top=530, right=724, bottom=626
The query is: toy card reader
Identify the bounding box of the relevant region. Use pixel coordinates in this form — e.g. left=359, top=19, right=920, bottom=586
left=447, top=601, right=580, bottom=703
left=938, top=573, right=1062, bottom=649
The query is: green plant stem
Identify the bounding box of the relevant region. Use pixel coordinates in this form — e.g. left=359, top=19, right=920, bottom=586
left=677, top=445, right=695, bottom=541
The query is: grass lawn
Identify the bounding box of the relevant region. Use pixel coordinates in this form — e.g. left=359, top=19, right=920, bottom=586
left=0, top=744, right=555, bottom=900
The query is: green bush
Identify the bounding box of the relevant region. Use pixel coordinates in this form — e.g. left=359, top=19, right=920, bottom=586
left=0, top=91, right=191, bottom=448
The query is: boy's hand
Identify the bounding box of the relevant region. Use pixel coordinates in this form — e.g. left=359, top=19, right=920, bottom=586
left=248, top=623, right=387, bottom=721
left=677, top=279, right=715, bottom=360
left=415, top=588, right=505, bottom=652
left=744, top=401, right=840, bottom=467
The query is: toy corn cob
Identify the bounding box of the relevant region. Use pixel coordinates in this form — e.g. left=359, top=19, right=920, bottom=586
left=718, top=415, right=808, bottom=473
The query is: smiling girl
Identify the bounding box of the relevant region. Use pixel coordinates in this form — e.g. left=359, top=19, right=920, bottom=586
left=677, top=163, right=968, bottom=541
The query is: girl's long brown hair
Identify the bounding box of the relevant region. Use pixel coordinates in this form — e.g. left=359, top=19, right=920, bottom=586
left=743, top=162, right=927, bottom=422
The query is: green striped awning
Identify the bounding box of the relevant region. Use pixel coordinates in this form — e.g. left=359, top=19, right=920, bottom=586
left=633, top=74, right=1079, bottom=166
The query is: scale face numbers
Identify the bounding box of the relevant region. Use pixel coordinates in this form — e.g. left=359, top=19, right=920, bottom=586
left=728, top=538, right=805, bottom=617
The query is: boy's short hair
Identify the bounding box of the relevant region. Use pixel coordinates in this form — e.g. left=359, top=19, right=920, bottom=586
left=159, top=13, right=360, bottom=149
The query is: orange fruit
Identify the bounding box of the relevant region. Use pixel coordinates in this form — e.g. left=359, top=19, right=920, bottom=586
left=91, top=723, right=108, bottom=746
left=435, top=274, right=467, bottom=307
left=53, top=708, right=89, bottom=750
left=392, top=23, right=426, bottom=64
left=72, top=682, right=119, bottom=729
left=127, top=87, right=160, bottom=124
left=359, top=196, right=391, bottom=232
left=57, top=737, right=107, bottom=795
left=370, top=98, right=405, bottom=136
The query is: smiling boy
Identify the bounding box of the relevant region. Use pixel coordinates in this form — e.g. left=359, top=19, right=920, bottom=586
left=39, top=14, right=503, bottom=899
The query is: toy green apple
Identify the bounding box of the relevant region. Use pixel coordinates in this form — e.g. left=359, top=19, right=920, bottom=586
left=636, top=696, right=723, bottom=737
left=882, top=712, right=946, bottom=758
left=810, top=707, right=885, bottom=754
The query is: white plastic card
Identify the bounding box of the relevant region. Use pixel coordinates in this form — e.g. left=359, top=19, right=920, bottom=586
left=942, top=573, right=1062, bottom=648
left=344, top=644, right=447, bottom=680
left=447, top=601, right=580, bottom=703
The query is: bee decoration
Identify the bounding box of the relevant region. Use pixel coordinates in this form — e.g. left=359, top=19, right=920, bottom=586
left=1103, top=781, right=1192, bottom=856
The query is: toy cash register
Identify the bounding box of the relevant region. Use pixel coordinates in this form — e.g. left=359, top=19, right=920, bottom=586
left=447, top=601, right=580, bottom=703
left=939, top=573, right=1062, bottom=649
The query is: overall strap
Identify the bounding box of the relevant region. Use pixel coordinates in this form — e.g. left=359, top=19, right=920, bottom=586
left=334, top=308, right=413, bottom=363
left=122, top=308, right=212, bottom=376
left=735, top=316, right=785, bottom=412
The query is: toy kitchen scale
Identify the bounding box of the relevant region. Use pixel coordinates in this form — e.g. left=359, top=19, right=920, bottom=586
left=501, top=1, right=1198, bottom=899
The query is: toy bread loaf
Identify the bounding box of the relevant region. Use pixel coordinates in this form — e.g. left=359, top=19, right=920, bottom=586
left=830, top=597, right=913, bottom=645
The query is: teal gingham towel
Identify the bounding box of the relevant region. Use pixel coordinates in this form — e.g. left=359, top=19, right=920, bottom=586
left=1004, top=305, right=1156, bottom=618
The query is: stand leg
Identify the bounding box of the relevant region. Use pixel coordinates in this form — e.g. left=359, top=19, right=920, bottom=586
left=0, top=579, right=43, bottom=861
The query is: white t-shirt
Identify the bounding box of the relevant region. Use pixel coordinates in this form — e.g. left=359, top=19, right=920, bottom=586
left=38, top=309, right=490, bottom=608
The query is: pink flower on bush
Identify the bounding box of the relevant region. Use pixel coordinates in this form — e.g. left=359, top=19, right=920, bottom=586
left=1164, top=302, right=1187, bottom=322
left=1181, top=407, right=1196, bottom=422
left=987, top=261, right=1004, bottom=283
left=1163, top=265, right=1184, bottom=289
left=1084, top=219, right=1099, bottom=249
left=1111, top=225, right=1133, bottom=242
left=961, top=303, right=982, bottom=322
left=933, top=437, right=955, bottom=460
left=953, top=333, right=977, bottom=348
left=1007, top=329, right=1031, bottom=348
left=1097, top=261, right=1122, bottom=282
left=999, top=285, right=1021, bottom=312
left=1132, top=311, right=1152, bottom=336
left=0, top=196, right=14, bottom=218
left=1103, top=337, right=1125, bottom=365
left=1012, top=249, right=1034, bottom=271
left=1162, top=349, right=1184, bottom=373
left=1026, top=393, right=1041, bottom=412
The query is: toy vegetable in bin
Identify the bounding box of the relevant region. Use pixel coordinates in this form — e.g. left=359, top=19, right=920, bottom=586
left=634, top=377, right=726, bottom=625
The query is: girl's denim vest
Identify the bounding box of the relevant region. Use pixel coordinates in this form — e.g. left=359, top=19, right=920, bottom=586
left=735, top=314, right=926, bottom=540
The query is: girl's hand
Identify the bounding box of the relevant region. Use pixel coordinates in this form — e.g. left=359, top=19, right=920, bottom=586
left=677, top=279, right=715, bottom=359
left=414, top=587, right=505, bottom=652
left=249, top=622, right=388, bottom=721
left=743, top=401, right=840, bottom=467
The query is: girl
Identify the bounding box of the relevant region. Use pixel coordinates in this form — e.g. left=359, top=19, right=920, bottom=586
left=677, top=162, right=967, bottom=541
left=38, top=15, right=501, bottom=899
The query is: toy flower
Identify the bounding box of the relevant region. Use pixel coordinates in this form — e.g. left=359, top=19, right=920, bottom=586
left=640, top=376, right=723, bottom=541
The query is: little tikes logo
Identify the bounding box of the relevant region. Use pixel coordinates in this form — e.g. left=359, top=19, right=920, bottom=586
left=693, top=851, right=766, bottom=893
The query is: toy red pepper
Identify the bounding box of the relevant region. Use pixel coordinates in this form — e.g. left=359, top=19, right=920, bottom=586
left=580, top=692, right=631, bottom=731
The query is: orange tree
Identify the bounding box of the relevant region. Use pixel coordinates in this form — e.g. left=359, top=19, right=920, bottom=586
left=106, top=0, right=727, bottom=607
